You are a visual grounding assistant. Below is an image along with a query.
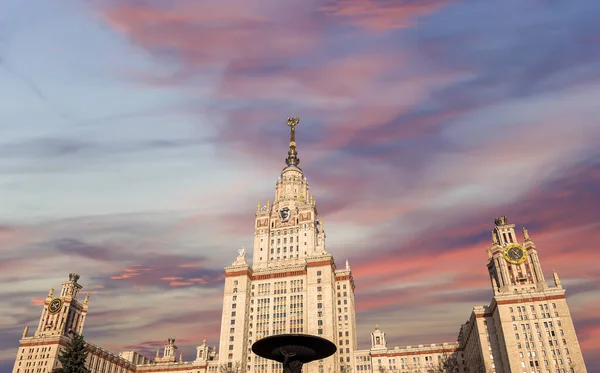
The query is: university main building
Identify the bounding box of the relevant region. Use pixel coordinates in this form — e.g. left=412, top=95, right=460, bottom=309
left=13, top=118, right=588, bottom=373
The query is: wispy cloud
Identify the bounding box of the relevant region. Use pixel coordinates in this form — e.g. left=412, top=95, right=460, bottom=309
left=2, top=0, right=600, bottom=370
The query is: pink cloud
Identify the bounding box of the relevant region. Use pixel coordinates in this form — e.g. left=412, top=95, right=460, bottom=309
left=353, top=220, right=600, bottom=297
left=169, top=281, right=194, bottom=287
left=160, top=277, right=183, bottom=281
left=111, top=265, right=154, bottom=280
left=319, top=0, right=449, bottom=31
left=98, top=0, right=322, bottom=77
left=178, top=261, right=207, bottom=268
left=187, top=278, right=208, bottom=284
left=0, top=225, right=31, bottom=251
left=31, top=298, right=45, bottom=306
left=95, top=0, right=467, bottom=169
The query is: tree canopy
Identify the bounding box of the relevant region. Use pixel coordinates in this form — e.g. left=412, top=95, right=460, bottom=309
left=52, top=334, right=91, bottom=373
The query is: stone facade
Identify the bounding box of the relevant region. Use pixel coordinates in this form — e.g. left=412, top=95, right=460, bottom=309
left=473, top=218, right=588, bottom=373
left=11, top=120, right=588, bottom=373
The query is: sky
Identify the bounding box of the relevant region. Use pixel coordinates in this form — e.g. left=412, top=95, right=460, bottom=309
left=1, top=0, right=599, bottom=371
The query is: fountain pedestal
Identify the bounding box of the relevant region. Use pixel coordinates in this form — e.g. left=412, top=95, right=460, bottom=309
left=252, top=334, right=337, bottom=373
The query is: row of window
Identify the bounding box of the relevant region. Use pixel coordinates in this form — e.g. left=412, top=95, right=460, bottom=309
left=510, top=304, right=557, bottom=313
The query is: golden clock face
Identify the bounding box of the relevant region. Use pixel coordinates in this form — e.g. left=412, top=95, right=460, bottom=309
left=504, top=243, right=526, bottom=264
left=48, top=298, right=63, bottom=314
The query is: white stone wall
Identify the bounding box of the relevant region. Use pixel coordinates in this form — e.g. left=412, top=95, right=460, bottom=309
left=219, top=267, right=252, bottom=370
left=491, top=294, right=588, bottom=373
left=367, top=342, right=461, bottom=373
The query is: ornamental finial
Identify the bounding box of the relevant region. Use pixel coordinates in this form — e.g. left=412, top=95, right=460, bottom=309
left=553, top=269, right=562, bottom=287
left=285, top=117, right=301, bottom=167
left=494, top=216, right=507, bottom=226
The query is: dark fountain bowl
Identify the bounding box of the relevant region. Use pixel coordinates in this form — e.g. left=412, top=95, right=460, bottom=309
left=252, top=334, right=337, bottom=364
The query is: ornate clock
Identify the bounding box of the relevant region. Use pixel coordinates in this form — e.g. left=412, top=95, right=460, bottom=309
left=48, top=298, right=63, bottom=314
left=279, top=207, right=291, bottom=222
left=504, top=243, right=526, bottom=264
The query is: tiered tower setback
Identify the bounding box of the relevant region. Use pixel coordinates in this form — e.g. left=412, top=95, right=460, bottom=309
left=219, top=117, right=357, bottom=373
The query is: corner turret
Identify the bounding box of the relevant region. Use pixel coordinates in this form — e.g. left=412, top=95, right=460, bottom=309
left=370, top=325, right=387, bottom=351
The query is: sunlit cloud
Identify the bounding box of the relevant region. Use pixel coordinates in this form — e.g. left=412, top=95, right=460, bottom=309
left=31, top=298, right=45, bottom=306
left=1, top=0, right=600, bottom=371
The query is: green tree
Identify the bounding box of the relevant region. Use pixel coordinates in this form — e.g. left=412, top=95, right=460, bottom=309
left=52, top=334, right=91, bottom=373
left=435, top=352, right=461, bottom=373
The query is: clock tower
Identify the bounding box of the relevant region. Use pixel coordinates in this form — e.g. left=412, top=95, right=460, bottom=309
left=475, top=218, right=589, bottom=373
left=252, top=116, right=326, bottom=269
left=35, top=273, right=89, bottom=337
left=219, top=117, right=357, bottom=373
left=13, top=273, right=91, bottom=373
left=486, top=216, right=547, bottom=294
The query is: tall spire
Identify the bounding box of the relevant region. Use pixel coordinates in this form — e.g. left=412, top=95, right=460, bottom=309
left=285, top=116, right=300, bottom=167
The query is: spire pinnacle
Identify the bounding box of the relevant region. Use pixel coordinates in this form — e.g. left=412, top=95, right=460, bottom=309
left=285, top=116, right=300, bottom=167
left=553, top=269, right=562, bottom=287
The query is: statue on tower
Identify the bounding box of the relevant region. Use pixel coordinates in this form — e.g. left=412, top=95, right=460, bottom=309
left=522, top=226, right=530, bottom=241
left=233, top=247, right=248, bottom=265
left=287, top=116, right=299, bottom=145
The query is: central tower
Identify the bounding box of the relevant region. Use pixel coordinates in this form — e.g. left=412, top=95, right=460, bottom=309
left=218, top=117, right=357, bottom=373
left=253, top=117, right=326, bottom=269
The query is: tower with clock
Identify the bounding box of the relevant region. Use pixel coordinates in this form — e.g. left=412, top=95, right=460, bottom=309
left=34, top=273, right=89, bottom=338
left=219, top=117, right=356, bottom=373
left=486, top=216, right=547, bottom=294
left=474, top=217, right=588, bottom=373
left=252, top=116, right=327, bottom=269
